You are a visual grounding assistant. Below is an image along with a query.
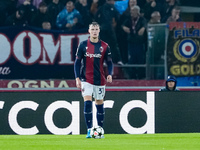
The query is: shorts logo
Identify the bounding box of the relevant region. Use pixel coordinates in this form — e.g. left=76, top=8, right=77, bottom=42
left=173, top=39, right=200, bottom=62
left=81, top=88, right=85, bottom=93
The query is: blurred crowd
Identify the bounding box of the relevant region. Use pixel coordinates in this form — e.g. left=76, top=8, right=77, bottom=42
left=0, top=0, right=182, bottom=79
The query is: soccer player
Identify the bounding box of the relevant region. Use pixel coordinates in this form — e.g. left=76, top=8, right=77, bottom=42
left=159, top=75, right=180, bottom=91
left=74, top=22, right=113, bottom=138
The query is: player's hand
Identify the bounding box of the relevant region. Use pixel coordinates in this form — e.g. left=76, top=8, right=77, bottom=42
left=107, top=75, right=112, bottom=83
left=76, top=78, right=81, bottom=88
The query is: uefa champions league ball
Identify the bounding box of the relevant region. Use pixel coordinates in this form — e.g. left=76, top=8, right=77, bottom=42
left=90, top=125, right=104, bottom=139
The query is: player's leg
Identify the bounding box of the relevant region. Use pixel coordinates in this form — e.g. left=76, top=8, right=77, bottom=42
left=95, top=98, right=105, bottom=138
left=95, top=99, right=104, bottom=127
left=81, top=82, right=93, bottom=138
left=93, top=85, right=106, bottom=127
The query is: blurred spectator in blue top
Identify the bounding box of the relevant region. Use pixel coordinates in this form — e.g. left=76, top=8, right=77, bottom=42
left=114, top=0, right=129, bottom=15
left=56, top=0, right=83, bottom=30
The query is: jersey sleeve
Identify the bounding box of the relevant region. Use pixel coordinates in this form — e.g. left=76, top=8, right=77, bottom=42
left=74, top=42, right=84, bottom=78
left=104, top=45, right=112, bottom=62
left=75, top=42, right=84, bottom=59
left=104, top=45, right=113, bottom=75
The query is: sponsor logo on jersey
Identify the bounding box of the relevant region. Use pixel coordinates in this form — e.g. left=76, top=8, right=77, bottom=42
left=84, top=52, right=102, bottom=58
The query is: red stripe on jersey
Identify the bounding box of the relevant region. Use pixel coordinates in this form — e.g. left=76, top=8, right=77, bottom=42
left=85, top=39, right=94, bottom=84
left=100, top=41, right=108, bottom=85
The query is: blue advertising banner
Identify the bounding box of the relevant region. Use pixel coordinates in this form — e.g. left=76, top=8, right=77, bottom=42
left=0, top=25, right=88, bottom=79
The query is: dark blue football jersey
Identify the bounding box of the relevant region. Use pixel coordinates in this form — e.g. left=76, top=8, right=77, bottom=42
left=75, top=38, right=112, bottom=85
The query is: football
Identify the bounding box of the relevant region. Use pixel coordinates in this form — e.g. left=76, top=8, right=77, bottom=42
left=90, top=125, right=104, bottom=139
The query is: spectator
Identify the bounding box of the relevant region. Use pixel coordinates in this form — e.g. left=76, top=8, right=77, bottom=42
left=42, top=21, right=52, bottom=29
left=5, top=0, right=17, bottom=15
left=90, top=0, right=106, bottom=19
left=43, top=0, right=52, bottom=5
left=31, top=2, right=51, bottom=28
left=47, top=0, right=64, bottom=29
left=18, top=0, right=37, bottom=25
left=95, top=0, right=123, bottom=65
left=32, top=0, right=43, bottom=8
left=166, top=6, right=182, bottom=24
left=0, top=0, right=17, bottom=26
left=114, top=0, right=129, bottom=15
left=143, top=0, right=162, bottom=21
left=75, top=0, right=93, bottom=28
left=122, top=0, right=137, bottom=19
left=56, top=0, right=83, bottom=30
left=17, top=0, right=26, bottom=6
left=0, top=1, right=8, bottom=26
left=116, top=0, right=137, bottom=64
left=159, top=75, right=180, bottom=91
left=5, top=8, right=27, bottom=26
left=148, top=11, right=161, bottom=24
left=122, top=5, right=147, bottom=79
left=137, top=0, right=147, bottom=10
left=17, top=0, right=42, bottom=8
left=161, top=0, right=179, bottom=23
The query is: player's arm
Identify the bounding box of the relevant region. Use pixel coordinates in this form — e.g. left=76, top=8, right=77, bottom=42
left=74, top=58, right=82, bottom=88
left=105, top=46, right=113, bottom=83
left=74, top=42, right=84, bottom=88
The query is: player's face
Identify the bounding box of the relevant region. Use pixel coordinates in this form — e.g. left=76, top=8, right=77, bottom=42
left=88, top=25, right=100, bottom=39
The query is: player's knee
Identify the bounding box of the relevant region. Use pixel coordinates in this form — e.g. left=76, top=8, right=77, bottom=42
left=95, top=99, right=103, bottom=105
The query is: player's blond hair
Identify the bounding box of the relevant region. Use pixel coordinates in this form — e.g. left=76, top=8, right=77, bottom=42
left=89, top=22, right=100, bottom=28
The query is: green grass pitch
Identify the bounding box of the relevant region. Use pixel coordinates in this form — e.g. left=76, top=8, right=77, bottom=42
left=0, top=133, right=199, bottom=150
